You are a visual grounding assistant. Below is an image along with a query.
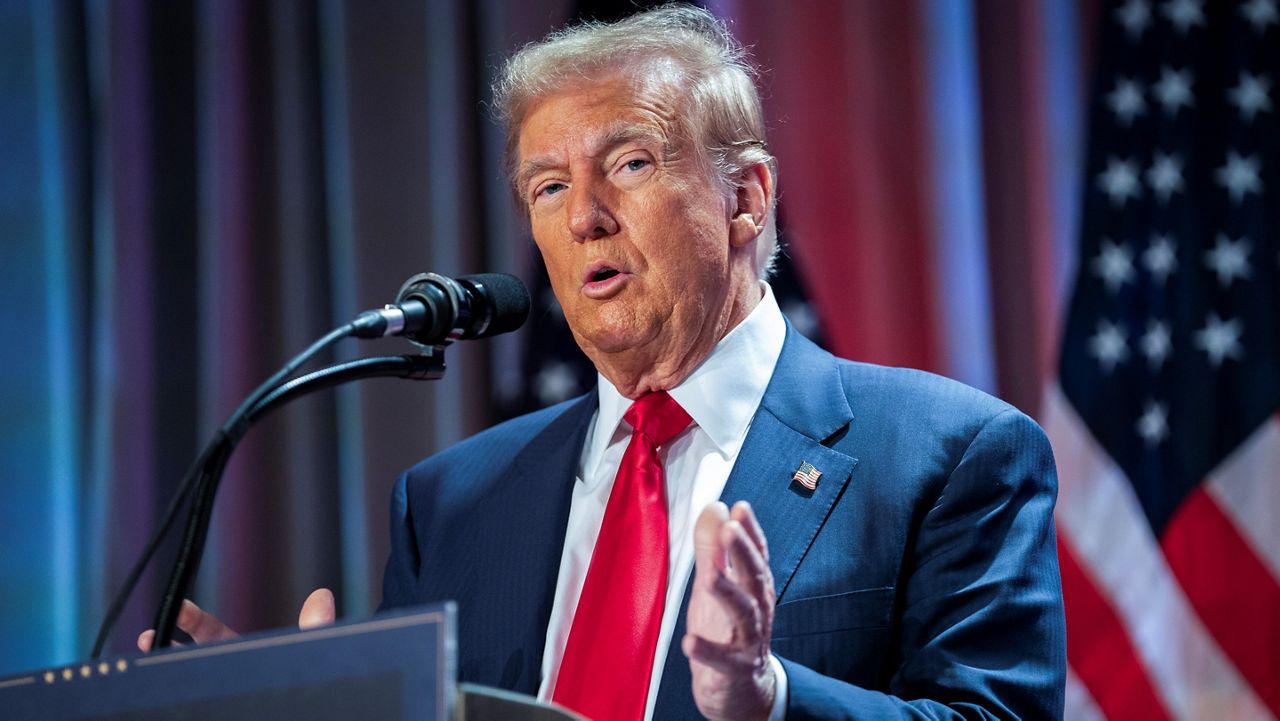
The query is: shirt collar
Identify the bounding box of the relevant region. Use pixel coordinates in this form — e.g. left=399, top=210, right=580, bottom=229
left=583, top=283, right=787, bottom=484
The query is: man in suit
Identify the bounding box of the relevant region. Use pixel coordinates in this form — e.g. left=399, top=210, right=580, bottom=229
left=153, top=5, right=1066, bottom=719
left=383, top=4, right=1065, bottom=719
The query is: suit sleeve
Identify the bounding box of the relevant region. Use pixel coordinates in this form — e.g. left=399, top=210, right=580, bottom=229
left=781, top=408, right=1067, bottom=720
left=379, top=471, right=421, bottom=611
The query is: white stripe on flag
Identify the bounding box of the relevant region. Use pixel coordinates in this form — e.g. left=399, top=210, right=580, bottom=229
left=1205, top=416, right=1280, bottom=582
left=1043, top=384, right=1271, bottom=721
left=1065, top=666, right=1105, bottom=721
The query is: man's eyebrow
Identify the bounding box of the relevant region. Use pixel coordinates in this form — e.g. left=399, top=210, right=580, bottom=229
left=516, top=157, right=562, bottom=192
left=516, top=123, right=669, bottom=190
left=594, top=123, right=668, bottom=155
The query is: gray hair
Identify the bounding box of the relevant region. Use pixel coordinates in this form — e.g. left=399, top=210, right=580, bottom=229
left=493, top=4, right=779, bottom=277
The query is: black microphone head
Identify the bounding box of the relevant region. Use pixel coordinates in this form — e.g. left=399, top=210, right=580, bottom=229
left=457, top=273, right=531, bottom=339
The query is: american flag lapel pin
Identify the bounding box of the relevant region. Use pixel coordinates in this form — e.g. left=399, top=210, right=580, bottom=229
left=792, top=461, right=822, bottom=491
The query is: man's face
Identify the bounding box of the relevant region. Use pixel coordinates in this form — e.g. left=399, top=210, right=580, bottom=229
left=516, top=72, right=758, bottom=393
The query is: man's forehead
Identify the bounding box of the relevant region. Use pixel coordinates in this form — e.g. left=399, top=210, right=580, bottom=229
left=516, top=81, right=679, bottom=176
left=528, top=118, right=667, bottom=154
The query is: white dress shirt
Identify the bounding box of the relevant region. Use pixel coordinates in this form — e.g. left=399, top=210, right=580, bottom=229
left=536, top=283, right=789, bottom=721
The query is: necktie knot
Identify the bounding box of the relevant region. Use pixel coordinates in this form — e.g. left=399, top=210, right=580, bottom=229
left=624, top=391, right=692, bottom=448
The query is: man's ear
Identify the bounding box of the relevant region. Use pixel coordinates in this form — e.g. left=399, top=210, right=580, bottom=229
left=729, top=162, right=774, bottom=249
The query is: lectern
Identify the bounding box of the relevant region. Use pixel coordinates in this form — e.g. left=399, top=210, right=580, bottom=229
left=1, top=604, right=581, bottom=720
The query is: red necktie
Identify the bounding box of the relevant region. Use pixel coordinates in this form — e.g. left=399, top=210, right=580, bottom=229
left=553, top=391, right=692, bottom=721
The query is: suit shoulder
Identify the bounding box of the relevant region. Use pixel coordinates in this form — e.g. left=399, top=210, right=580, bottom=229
left=835, top=359, right=1023, bottom=424
left=820, top=359, right=1057, bottom=534
left=828, top=359, right=1050, bottom=460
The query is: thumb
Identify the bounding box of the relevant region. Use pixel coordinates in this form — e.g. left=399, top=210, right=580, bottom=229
left=298, top=588, right=336, bottom=630
left=693, top=502, right=730, bottom=581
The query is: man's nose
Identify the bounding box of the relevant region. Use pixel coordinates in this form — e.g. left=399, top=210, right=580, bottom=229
left=567, top=180, right=619, bottom=241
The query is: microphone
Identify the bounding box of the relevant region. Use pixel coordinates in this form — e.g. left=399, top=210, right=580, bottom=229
left=352, top=272, right=531, bottom=346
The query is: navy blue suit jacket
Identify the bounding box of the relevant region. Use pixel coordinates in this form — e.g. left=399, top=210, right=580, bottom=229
left=381, top=328, right=1066, bottom=719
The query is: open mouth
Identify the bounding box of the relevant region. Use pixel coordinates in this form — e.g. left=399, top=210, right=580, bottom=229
left=582, top=262, right=629, bottom=298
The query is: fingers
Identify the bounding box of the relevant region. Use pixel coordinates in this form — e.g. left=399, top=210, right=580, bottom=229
left=178, top=599, right=239, bottom=643
left=722, top=519, right=770, bottom=596
left=694, top=502, right=731, bottom=578
left=685, top=502, right=778, bottom=721
left=137, top=590, right=336, bottom=654
left=694, top=501, right=774, bottom=608
left=730, top=501, right=769, bottom=563
left=299, top=588, right=336, bottom=629
left=688, top=501, right=775, bottom=648
left=136, top=629, right=186, bottom=652
left=137, top=598, right=232, bottom=651
left=710, top=529, right=772, bottom=649
left=711, top=573, right=765, bottom=645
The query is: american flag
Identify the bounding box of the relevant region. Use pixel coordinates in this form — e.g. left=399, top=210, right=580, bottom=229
left=791, top=461, right=822, bottom=491
left=1046, top=1, right=1280, bottom=718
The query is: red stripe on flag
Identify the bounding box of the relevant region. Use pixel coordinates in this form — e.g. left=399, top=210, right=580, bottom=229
left=1161, top=485, right=1280, bottom=717
left=1058, top=535, right=1172, bottom=720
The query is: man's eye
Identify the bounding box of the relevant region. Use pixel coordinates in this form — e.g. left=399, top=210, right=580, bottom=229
left=622, top=158, right=650, bottom=173
left=537, top=182, right=567, bottom=199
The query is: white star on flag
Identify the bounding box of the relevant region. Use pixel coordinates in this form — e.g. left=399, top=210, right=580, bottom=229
left=1143, top=234, right=1178, bottom=284
left=1240, top=0, right=1279, bottom=33
left=1136, top=399, right=1170, bottom=446
left=1215, top=150, right=1262, bottom=203
left=1116, top=0, right=1153, bottom=39
left=1227, top=71, right=1272, bottom=122
left=1140, top=319, right=1172, bottom=369
left=1093, top=239, right=1136, bottom=293
left=1089, top=319, right=1130, bottom=373
left=1161, top=0, right=1205, bottom=34
left=1193, top=313, right=1244, bottom=367
left=1107, top=78, right=1147, bottom=125
left=1146, top=152, right=1184, bottom=202
left=1098, top=156, right=1142, bottom=207
left=1153, top=66, right=1195, bottom=116
left=1204, top=234, right=1253, bottom=287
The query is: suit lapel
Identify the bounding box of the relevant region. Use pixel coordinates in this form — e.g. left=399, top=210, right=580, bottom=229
left=653, top=329, right=858, bottom=717
left=433, top=393, right=595, bottom=694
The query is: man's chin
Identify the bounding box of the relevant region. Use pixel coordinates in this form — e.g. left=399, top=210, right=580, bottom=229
left=573, top=323, right=658, bottom=360
left=578, top=331, right=642, bottom=357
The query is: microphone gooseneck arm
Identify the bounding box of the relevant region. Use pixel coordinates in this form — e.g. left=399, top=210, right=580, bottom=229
left=92, top=322, right=362, bottom=658
left=91, top=271, right=529, bottom=659
left=250, top=354, right=445, bottom=423
left=147, top=321, right=364, bottom=652
left=148, top=352, right=445, bottom=650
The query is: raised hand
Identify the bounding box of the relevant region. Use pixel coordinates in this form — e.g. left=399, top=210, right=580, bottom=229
left=682, top=501, right=777, bottom=721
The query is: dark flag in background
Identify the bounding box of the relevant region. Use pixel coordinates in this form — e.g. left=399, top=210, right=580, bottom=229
left=1047, top=1, right=1280, bottom=718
